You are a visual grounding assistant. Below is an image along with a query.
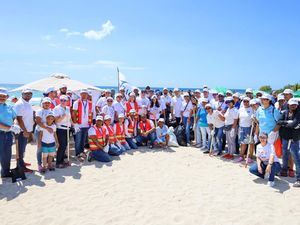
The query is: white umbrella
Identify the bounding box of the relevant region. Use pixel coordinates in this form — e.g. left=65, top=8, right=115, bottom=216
left=10, top=73, right=103, bottom=92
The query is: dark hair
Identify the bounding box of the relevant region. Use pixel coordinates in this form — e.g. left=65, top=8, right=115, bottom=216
left=150, top=98, right=160, bottom=108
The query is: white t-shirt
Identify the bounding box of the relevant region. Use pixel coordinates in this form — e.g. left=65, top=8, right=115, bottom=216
left=137, top=97, right=150, bottom=115
left=171, top=96, right=184, bottom=118
left=239, top=107, right=253, bottom=128
left=40, top=124, right=56, bottom=144
left=53, top=105, right=71, bottom=129
left=207, top=111, right=225, bottom=128
left=159, top=99, right=166, bottom=111
left=96, top=97, right=107, bottom=111
left=113, top=101, right=125, bottom=117
left=36, top=108, right=52, bottom=131
left=224, top=107, right=239, bottom=125
left=13, top=98, right=34, bottom=132
left=101, top=105, right=115, bottom=119
left=156, top=125, right=168, bottom=139
left=181, top=101, right=193, bottom=118
left=256, top=143, right=279, bottom=162
left=73, top=100, right=94, bottom=128
left=149, top=105, right=162, bottom=120
left=161, top=94, right=172, bottom=105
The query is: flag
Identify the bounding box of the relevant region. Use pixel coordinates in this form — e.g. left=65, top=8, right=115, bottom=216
left=118, top=68, right=134, bottom=100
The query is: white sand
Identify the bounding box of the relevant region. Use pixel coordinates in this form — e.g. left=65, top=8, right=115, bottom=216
left=1, top=144, right=300, bottom=225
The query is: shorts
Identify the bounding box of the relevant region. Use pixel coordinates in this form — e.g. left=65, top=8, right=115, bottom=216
left=238, top=127, right=251, bottom=144
left=156, top=136, right=166, bottom=143
left=41, top=142, right=56, bottom=153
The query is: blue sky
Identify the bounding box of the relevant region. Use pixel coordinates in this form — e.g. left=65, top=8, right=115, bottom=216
left=0, top=0, right=299, bottom=89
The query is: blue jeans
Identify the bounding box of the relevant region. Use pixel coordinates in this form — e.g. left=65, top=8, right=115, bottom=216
left=249, top=161, right=281, bottom=182
left=75, top=127, right=89, bottom=156
left=91, top=150, right=111, bottom=162
left=120, top=142, right=131, bottom=151
left=183, top=117, right=194, bottom=144
left=108, top=144, right=123, bottom=156
left=17, top=132, right=28, bottom=168
left=0, top=131, right=13, bottom=177
left=136, top=132, right=156, bottom=146
left=282, top=139, right=300, bottom=180
left=214, top=126, right=224, bottom=153
left=34, top=130, right=42, bottom=166
left=126, top=138, right=138, bottom=149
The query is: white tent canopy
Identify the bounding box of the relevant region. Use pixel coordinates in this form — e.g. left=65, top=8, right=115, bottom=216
left=11, top=73, right=103, bottom=93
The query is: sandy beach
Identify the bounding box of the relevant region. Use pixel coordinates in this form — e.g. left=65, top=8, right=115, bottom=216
left=0, top=143, right=299, bottom=225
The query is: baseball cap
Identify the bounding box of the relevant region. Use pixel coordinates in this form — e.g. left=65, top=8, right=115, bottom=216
left=80, top=89, right=88, bottom=94
left=245, top=88, right=253, bottom=94
left=22, top=89, right=33, bottom=94
left=0, top=87, right=8, bottom=96
left=283, top=89, right=294, bottom=95
left=173, top=88, right=179, bottom=92
left=45, top=87, right=55, bottom=94
left=59, top=84, right=67, bottom=89
left=59, top=95, right=69, bottom=101
left=42, top=97, right=52, bottom=104
left=129, top=109, right=136, bottom=114
left=96, top=115, right=104, bottom=121
left=158, top=118, right=165, bottom=123
left=118, top=114, right=125, bottom=119
left=205, top=103, right=212, bottom=109
left=104, top=115, right=112, bottom=120
left=46, top=111, right=55, bottom=118
left=260, top=94, right=272, bottom=100
left=288, top=98, right=299, bottom=105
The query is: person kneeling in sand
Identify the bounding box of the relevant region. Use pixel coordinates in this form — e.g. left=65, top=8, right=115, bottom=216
left=249, top=132, right=281, bottom=187
left=136, top=114, right=156, bottom=149
left=155, top=118, right=169, bottom=148
left=114, top=114, right=131, bottom=151
left=38, top=112, right=59, bottom=174
left=87, top=116, right=111, bottom=162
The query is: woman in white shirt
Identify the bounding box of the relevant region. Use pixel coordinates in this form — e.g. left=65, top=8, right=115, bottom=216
left=236, top=97, right=254, bottom=163
left=148, top=95, right=162, bottom=122
left=180, top=93, right=194, bottom=146
left=249, top=132, right=281, bottom=187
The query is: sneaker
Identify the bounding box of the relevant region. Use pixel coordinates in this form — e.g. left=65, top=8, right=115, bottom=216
left=87, top=152, right=93, bottom=162
left=246, top=158, right=254, bottom=164
left=1, top=172, right=12, bottom=178
left=234, top=156, right=244, bottom=163
left=149, top=145, right=153, bottom=149
left=38, top=165, right=43, bottom=173
left=288, top=169, right=295, bottom=178
left=187, top=143, right=191, bottom=147
left=267, top=181, right=275, bottom=187
left=214, top=152, right=222, bottom=156
left=203, top=150, right=210, bottom=154
left=293, top=180, right=300, bottom=188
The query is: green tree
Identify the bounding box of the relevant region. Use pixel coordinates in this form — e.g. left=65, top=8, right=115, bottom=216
left=259, top=85, right=272, bottom=93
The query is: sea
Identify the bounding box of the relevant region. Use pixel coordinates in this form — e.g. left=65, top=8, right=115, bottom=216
left=0, top=83, right=246, bottom=106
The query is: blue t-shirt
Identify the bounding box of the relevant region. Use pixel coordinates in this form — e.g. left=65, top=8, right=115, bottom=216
left=0, top=103, right=16, bottom=131
left=255, top=105, right=280, bottom=134
left=197, top=108, right=208, bottom=127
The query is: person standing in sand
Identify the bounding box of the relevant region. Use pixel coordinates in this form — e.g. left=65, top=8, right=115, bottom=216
left=124, top=109, right=139, bottom=149
left=180, top=93, right=194, bottom=147
left=13, top=89, right=35, bottom=173
left=0, top=88, right=21, bottom=178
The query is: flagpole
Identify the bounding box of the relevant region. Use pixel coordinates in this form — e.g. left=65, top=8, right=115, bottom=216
left=117, top=67, right=120, bottom=92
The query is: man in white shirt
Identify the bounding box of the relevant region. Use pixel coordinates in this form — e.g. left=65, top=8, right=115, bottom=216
left=54, top=95, right=72, bottom=168
left=181, top=93, right=194, bottom=146
left=14, top=89, right=34, bottom=172
left=95, top=89, right=112, bottom=115
left=161, top=88, right=172, bottom=124
left=113, top=93, right=126, bottom=120
left=171, top=88, right=184, bottom=126
left=101, top=97, right=115, bottom=123
left=137, top=90, right=150, bottom=116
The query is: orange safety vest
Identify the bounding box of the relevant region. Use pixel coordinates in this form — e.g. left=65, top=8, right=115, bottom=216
left=139, top=119, right=152, bottom=133
left=105, top=124, right=116, bottom=144
left=126, top=101, right=139, bottom=118
left=89, top=126, right=106, bottom=151
left=115, top=123, right=126, bottom=144
left=74, top=99, right=93, bottom=125
left=127, top=118, right=136, bottom=135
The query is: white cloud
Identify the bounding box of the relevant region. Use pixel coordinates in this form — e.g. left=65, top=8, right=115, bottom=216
left=95, top=60, right=123, bottom=68
left=84, top=20, right=115, bottom=40
left=68, top=46, right=87, bottom=51
left=42, top=35, right=52, bottom=41
left=59, top=28, right=69, bottom=33
left=66, top=31, right=81, bottom=37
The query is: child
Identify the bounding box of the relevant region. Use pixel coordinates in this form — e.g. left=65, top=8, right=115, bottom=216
left=38, top=112, right=59, bottom=173
left=155, top=118, right=169, bottom=148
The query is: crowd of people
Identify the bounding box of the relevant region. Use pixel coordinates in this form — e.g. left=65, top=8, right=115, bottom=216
left=0, top=84, right=300, bottom=188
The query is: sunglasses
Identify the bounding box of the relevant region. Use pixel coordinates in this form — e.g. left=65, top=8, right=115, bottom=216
left=107, top=100, right=113, bottom=102
left=259, top=136, right=267, bottom=139
left=60, top=99, right=68, bottom=102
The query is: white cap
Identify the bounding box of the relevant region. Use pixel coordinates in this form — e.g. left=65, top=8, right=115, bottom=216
left=129, top=109, right=136, bottom=114
left=288, top=98, right=299, bottom=105
left=45, top=87, right=55, bottom=94
left=183, top=92, right=189, bottom=97
left=151, top=95, right=157, bottom=99
left=133, top=87, right=139, bottom=90
left=116, top=93, right=122, bottom=97
left=120, top=87, right=125, bottom=91
left=218, top=92, right=224, bottom=96
left=201, top=98, right=208, bottom=103
left=59, top=95, right=68, bottom=101
left=158, top=118, right=165, bottom=123
left=225, top=97, right=233, bottom=102
left=67, top=90, right=72, bottom=94
left=80, top=89, right=88, bottom=94
left=107, top=97, right=114, bottom=101
left=129, top=92, right=135, bottom=97
left=46, top=111, right=55, bottom=118
left=105, top=89, right=111, bottom=93
left=42, top=97, right=52, bottom=104
left=211, top=89, right=218, bottom=94
left=256, top=90, right=263, bottom=94
left=118, top=114, right=125, bottom=119
left=261, top=94, right=272, bottom=100
left=243, top=97, right=250, bottom=102
left=277, top=94, right=285, bottom=101
left=226, top=90, right=233, bottom=95
left=59, top=84, right=67, bottom=89
left=233, top=92, right=240, bottom=98
left=22, top=89, right=33, bottom=94
left=205, top=103, right=212, bottom=109
left=195, top=89, right=201, bottom=93
left=283, top=89, right=294, bottom=95
left=104, top=115, right=112, bottom=120
left=203, top=88, right=209, bottom=92
left=173, top=88, right=179, bottom=92
left=163, top=87, right=168, bottom=91
left=0, top=87, right=8, bottom=96
left=96, top=115, right=104, bottom=121
left=245, top=88, right=253, bottom=94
